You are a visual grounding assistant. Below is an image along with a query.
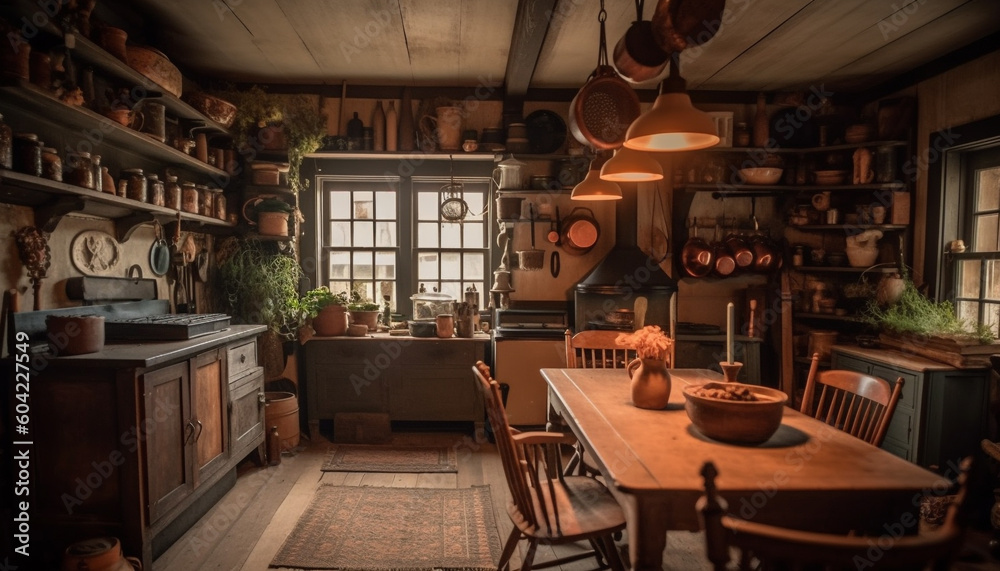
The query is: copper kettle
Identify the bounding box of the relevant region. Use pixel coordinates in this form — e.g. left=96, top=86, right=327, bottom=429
left=681, top=219, right=713, bottom=278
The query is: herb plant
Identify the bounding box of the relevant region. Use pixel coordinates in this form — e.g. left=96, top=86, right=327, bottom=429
left=861, top=279, right=994, bottom=344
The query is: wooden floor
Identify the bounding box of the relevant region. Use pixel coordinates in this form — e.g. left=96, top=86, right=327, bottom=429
left=154, top=429, right=998, bottom=571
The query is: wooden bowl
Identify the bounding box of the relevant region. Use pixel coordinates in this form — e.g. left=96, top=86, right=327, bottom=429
left=126, top=45, right=182, bottom=98
left=682, top=381, right=788, bottom=444
left=183, top=92, right=237, bottom=128
left=812, top=170, right=847, bottom=186
left=738, top=167, right=783, bottom=185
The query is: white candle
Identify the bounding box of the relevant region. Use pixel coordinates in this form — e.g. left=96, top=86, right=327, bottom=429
left=726, top=302, right=734, bottom=364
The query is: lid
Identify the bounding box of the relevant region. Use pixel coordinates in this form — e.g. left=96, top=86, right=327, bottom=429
left=410, top=285, right=456, bottom=303
left=497, top=156, right=526, bottom=169
left=14, top=133, right=38, bottom=140
left=182, top=181, right=196, bottom=187
left=41, top=147, right=57, bottom=153
left=69, top=151, right=91, bottom=159
left=147, top=173, right=159, bottom=181
left=122, top=168, right=144, bottom=175
left=166, top=174, right=178, bottom=182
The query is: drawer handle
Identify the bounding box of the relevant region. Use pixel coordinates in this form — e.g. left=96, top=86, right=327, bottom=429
left=195, top=420, right=204, bottom=442
left=240, top=354, right=247, bottom=363
left=258, top=392, right=266, bottom=405
left=184, top=420, right=196, bottom=444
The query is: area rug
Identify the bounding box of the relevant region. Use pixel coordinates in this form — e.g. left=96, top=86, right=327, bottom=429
left=269, top=485, right=501, bottom=570
left=321, top=445, right=457, bottom=473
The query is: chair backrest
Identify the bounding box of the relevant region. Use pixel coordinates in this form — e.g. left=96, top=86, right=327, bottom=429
left=566, top=329, right=651, bottom=369
left=800, top=352, right=904, bottom=447
left=473, top=361, right=567, bottom=535
left=697, top=458, right=974, bottom=571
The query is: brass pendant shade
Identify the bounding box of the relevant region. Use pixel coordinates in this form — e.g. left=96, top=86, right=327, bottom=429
left=600, top=146, right=664, bottom=182
left=572, top=158, right=622, bottom=200
left=624, top=59, right=719, bottom=152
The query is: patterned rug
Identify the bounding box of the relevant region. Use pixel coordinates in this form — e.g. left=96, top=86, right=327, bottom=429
left=270, top=485, right=501, bottom=570
left=321, top=445, right=457, bottom=473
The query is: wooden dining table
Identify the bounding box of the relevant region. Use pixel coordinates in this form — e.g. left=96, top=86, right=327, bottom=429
left=542, top=367, right=946, bottom=571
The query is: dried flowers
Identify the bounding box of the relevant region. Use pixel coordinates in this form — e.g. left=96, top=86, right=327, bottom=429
left=616, top=325, right=673, bottom=360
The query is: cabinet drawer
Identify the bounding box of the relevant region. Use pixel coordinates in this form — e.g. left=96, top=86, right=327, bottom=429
left=883, top=406, right=913, bottom=446
left=830, top=353, right=873, bottom=375
left=871, top=365, right=918, bottom=411
left=230, top=371, right=265, bottom=461
left=228, top=340, right=258, bottom=378
left=399, top=341, right=475, bottom=365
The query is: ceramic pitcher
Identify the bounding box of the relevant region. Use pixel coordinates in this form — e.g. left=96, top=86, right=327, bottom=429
left=627, top=357, right=671, bottom=409
left=420, top=106, right=463, bottom=151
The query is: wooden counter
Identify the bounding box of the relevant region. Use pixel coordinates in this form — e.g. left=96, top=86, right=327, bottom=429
left=302, top=333, right=489, bottom=439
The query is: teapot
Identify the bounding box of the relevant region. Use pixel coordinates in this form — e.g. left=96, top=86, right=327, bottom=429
left=492, top=156, right=526, bottom=190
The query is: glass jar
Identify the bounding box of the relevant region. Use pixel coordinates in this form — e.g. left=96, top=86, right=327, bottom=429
left=13, top=133, right=42, bottom=177
left=148, top=173, right=164, bottom=206
left=197, top=185, right=213, bottom=216
left=181, top=182, right=199, bottom=213
left=66, top=151, right=94, bottom=189
left=40, top=147, right=61, bottom=181
left=0, top=113, right=12, bottom=169
left=122, top=168, right=147, bottom=202
left=164, top=175, right=182, bottom=210
left=214, top=190, right=227, bottom=221
left=90, top=154, right=102, bottom=192
left=875, top=145, right=898, bottom=184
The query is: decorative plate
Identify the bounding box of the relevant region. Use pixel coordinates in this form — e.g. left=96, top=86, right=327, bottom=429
left=525, top=109, right=567, bottom=154
left=71, top=230, right=122, bottom=276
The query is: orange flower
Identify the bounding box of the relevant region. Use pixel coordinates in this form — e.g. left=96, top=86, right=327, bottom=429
left=616, top=325, right=673, bottom=360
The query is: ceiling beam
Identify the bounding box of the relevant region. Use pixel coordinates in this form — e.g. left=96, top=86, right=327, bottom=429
left=503, top=0, right=558, bottom=120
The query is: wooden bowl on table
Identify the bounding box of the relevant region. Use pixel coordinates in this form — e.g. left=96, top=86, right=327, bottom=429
left=682, top=381, right=788, bottom=444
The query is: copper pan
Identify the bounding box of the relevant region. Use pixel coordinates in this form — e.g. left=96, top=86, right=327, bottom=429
left=652, top=0, right=728, bottom=54
left=613, top=0, right=669, bottom=83
left=681, top=220, right=713, bottom=278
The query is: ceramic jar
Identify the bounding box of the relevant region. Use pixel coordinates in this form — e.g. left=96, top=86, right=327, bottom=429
left=214, top=191, right=227, bottom=221
left=67, top=152, right=94, bottom=189
left=101, top=166, right=114, bottom=195
left=90, top=154, right=102, bottom=192
left=627, top=357, right=671, bottom=409
left=198, top=185, right=215, bottom=217
left=41, top=147, right=61, bottom=181
left=181, top=182, right=199, bottom=213
left=13, top=133, right=42, bottom=176
left=435, top=314, right=455, bottom=338
left=122, top=168, right=147, bottom=202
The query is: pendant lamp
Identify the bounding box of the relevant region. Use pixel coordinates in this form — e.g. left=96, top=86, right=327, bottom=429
left=600, top=146, right=664, bottom=182
left=571, top=154, right=622, bottom=200
left=624, top=57, right=719, bottom=152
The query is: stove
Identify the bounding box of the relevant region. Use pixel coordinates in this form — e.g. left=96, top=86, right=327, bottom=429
left=105, top=313, right=231, bottom=340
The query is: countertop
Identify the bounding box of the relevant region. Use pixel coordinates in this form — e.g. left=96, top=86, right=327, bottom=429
left=24, top=324, right=267, bottom=369
left=832, top=344, right=981, bottom=372
left=305, top=331, right=490, bottom=343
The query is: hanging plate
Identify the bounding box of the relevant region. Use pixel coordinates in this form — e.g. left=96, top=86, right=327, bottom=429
left=71, top=230, right=122, bottom=276
left=525, top=109, right=567, bottom=154
left=149, top=239, right=171, bottom=276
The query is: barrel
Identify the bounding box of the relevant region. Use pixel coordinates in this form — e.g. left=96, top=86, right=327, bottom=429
left=264, top=391, right=300, bottom=451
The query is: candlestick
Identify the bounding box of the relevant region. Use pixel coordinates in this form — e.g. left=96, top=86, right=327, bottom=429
left=726, top=302, right=734, bottom=364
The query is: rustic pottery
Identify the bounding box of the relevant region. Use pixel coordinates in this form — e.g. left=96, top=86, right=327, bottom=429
left=313, top=305, right=348, bottom=336
left=627, top=357, right=671, bottom=409
left=682, top=381, right=788, bottom=444
left=350, top=310, right=381, bottom=331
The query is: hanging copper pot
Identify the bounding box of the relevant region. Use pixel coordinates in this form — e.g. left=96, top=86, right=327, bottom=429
left=613, top=0, right=669, bottom=83
left=652, top=0, right=728, bottom=54
left=681, top=220, right=713, bottom=278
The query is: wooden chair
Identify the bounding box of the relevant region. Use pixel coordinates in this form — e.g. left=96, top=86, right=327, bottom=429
left=473, top=361, right=627, bottom=571
left=697, top=457, right=974, bottom=570
left=800, top=352, right=904, bottom=447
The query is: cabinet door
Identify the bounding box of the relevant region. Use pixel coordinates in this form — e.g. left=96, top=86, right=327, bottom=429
left=191, top=348, right=229, bottom=484
left=143, top=361, right=193, bottom=523
left=230, top=370, right=265, bottom=462
left=307, top=341, right=388, bottom=415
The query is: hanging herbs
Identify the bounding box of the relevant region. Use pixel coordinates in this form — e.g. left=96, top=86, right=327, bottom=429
left=215, top=238, right=303, bottom=340
left=281, top=94, right=327, bottom=194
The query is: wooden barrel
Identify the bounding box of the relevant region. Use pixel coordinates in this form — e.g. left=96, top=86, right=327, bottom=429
left=264, top=391, right=300, bottom=451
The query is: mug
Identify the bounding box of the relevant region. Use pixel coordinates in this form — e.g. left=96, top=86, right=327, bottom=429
left=811, top=191, right=831, bottom=212
left=105, top=108, right=142, bottom=130
left=135, top=100, right=166, bottom=143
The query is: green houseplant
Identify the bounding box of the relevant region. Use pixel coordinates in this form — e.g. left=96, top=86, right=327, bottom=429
left=299, top=286, right=350, bottom=337
left=347, top=288, right=381, bottom=330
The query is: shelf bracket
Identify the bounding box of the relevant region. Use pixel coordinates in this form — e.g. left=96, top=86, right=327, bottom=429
left=115, top=213, right=157, bottom=243
left=34, top=196, right=85, bottom=234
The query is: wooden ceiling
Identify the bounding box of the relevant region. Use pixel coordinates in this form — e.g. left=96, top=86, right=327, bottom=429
left=123, top=0, right=999, bottom=96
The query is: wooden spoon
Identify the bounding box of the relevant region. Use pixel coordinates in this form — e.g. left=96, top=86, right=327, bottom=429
left=634, top=296, right=648, bottom=329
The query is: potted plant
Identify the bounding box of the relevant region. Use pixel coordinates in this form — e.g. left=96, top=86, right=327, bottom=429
left=299, top=286, right=350, bottom=337
left=347, top=288, right=381, bottom=331
left=243, top=196, right=294, bottom=236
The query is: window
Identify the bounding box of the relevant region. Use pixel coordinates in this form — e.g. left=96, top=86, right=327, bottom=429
left=953, top=148, right=1000, bottom=335
left=313, top=158, right=493, bottom=316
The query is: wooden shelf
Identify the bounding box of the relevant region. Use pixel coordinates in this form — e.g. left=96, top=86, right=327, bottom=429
left=698, top=141, right=909, bottom=154
left=0, top=170, right=234, bottom=241
left=681, top=182, right=906, bottom=193
left=66, top=33, right=232, bottom=136
left=792, top=265, right=899, bottom=273
left=0, top=80, right=230, bottom=180
left=791, top=224, right=908, bottom=234
left=795, top=312, right=864, bottom=323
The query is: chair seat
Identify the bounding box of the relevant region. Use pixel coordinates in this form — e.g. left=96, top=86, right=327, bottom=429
left=509, top=475, right=626, bottom=541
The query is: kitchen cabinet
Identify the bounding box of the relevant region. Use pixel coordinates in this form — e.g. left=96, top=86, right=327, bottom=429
left=831, top=345, right=989, bottom=468
left=6, top=322, right=265, bottom=570
left=302, top=334, right=488, bottom=439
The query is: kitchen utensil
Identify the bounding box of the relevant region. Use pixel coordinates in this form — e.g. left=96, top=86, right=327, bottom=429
left=439, top=155, right=469, bottom=222
left=496, top=194, right=524, bottom=220
left=547, top=207, right=561, bottom=244
left=47, top=314, right=105, bottom=355
left=681, top=220, right=713, bottom=278
left=712, top=225, right=736, bottom=277
left=126, top=45, right=182, bottom=97
left=649, top=187, right=669, bottom=264
left=652, top=0, right=727, bottom=53
left=195, top=249, right=210, bottom=282
left=183, top=91, right=237, bottom=128
left=550, top=250, right=560, bottom=278
left=750, top=216, right=780, bottom=272
left=613, top=0, right=669, bottom=82
left=517, top=205, right=545, bottom=271
left=738, top=167, right=783, bottom=185
left=13, top=226, right=50, bottom=310
left=634, top=296, right=648, bottom=328
left=492, top=155, right=526, bottom=190
left=559, top=207, right=600, bottom=255
left=724, top=229, right=754, bottom=270
left=524, top=109, right=567, bottom=154
left=568, top=1, right=641, bottom=149
left=149, top=222, right=170, bottom=276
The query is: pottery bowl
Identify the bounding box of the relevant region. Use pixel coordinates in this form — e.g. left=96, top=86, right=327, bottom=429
left=682, top=381, right=788, bottom=444
left=813, top=170, right=848, bottom=186
left=738, top=167, right=783, bottom=185
left=184, top=92, right=238, bottom=128
left=408, top=320, right=437, bottom=338
left=46, top=314, right=105, bottom=355
left=126, top=45, right=182, bottom=98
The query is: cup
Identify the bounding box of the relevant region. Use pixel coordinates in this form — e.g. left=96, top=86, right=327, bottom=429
left=825, top=208, right=840, bottom=225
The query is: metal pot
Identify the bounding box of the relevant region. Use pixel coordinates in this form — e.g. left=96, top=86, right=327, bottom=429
left=711, top=226, right=736, bottom=277
left=492, top=156, right=526, bottom=190
left=559, top=207, right=600, bottom=255
left=724, top=231, right=754, bottom=270
left=612, top=1, right=669, bottom=83
left=651, top=0, right=727, bottom=54
left=517, top=205, right=545, bottom=271
left=568, top=65, right=641, bottom=149
left=681, top=222, right=713, bottom=278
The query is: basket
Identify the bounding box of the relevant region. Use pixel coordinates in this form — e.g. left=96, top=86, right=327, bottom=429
left=517, top=248, right=545, bottom=271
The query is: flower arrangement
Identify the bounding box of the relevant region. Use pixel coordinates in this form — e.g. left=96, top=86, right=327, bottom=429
left=616, top=325, right=674, bottom=361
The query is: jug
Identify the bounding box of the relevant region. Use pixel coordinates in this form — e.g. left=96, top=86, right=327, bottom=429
left=136, top=100, right=166, bottom=143
left=420, top=106, right=463, bottom=151
left=492, top=156, right=526, bottom=190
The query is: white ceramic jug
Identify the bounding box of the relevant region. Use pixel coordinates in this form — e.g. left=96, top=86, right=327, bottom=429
left=492, top=156, right=526, bottom=190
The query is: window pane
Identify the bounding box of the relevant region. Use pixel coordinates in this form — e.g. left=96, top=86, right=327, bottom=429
left=463, top=222, right=484, bottom=248
left=418, top=192, right=439, bottom=220
left=375, top=251, right=396, bottom=280
left=328, top=221, right=350, bottom=247
left=419, top=252, right=439, bottom=279
left=974, top=213, right=998, bottom=252
left=376, top=191, right=396, bottom=219
left=354, top=221, right=374, bottom=247
left=988, top=259, right=1000, bottom=301
left=958, top=260, right=981, bottom=298
left=983, top=303, right=1000, bottom=337
left=418, top=222, right=438, bottom=248
left=353, top=251, right=374, bottom=279
left=441, top=223, right=461, bottom=248
left=354, top=191, right=374, bottom=219
left=463, top=252, right=484, bottom=279
left=329, top=280, right=350, bottom=294
left=330, top=251, right=351, bottom=279
left=376, top=221, right=396, bottom=247
left=465, top=193, right=485, bottom=219
left=442, top=252, right=461, bottom=279
left=976, top=167, right=1000, bottom=211
left=956, top=300, right=978, bottom=326
left=440, top=281, right=462, bottom=301
left=329, top=192, right=350, bottom=219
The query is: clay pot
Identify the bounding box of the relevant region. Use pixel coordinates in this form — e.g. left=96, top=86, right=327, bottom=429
left=98, top=27, right=128, bottom=62
left=312, top=305, right=348, bottom=336
left=46, top=314, right=105, bottom=355
left=627, top=357, right=671, bottom=410
left=126, top=45, right=182, bottom=98
left=183, top=91, right=238, bottom=128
